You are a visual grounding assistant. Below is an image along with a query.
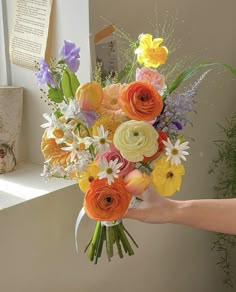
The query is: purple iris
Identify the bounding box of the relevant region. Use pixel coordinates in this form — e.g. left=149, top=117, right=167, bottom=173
left=35, top=59, right=56, bottom=87
left=60, top=40, right=80, bottom=73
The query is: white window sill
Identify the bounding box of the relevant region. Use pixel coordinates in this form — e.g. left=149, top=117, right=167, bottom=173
left=0, top=162, right=76, bottom=209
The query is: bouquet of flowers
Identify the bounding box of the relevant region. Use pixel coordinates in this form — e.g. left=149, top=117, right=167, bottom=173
left=36, top=32, right=234, bottom=263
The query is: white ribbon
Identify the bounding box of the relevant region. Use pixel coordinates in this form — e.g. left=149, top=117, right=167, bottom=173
left=101, top=219, right=121, bottom=227
left=75, top=207, right=86, bottom=254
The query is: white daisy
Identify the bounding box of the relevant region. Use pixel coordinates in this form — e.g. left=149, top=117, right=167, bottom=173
left=41, top=163, right=65, bottom=181
left=93, top=125, right=111, bottom=155
left=59, top=100, right=81, bottom=120
left=41, top=113, right=58, bottom=129
left=50, top=121, right=74, bottom=144
left=98, top=157, right=123, bottom=185
left=65, top=154, right=92, bottom=177
left=62, top=133, right=93, bottom=162
left=163, top=138, right=190, bottom=165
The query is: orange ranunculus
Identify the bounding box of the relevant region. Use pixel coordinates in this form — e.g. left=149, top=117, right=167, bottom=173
left=118, top=81, right=163, bottom=121
left=143, top=130, right=168, bottom=162
left=124, top=169, right=150, bottom=196
left=75, top=81, right=103, bottom=111
left=84, top=178, right=131, bottom=221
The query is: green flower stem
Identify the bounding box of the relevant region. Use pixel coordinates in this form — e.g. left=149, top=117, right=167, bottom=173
left=86, top=221, right=137, bottom=263
left=117, top=223, right=134, bottom=256
left=114, top=226, right=124, bottom=259
left=88, top=221, right=101, bottom=261
left=94, top=225, right=105, bottom=264
left=140, top=162, right=153, bottom=172
left=123, top=226, right=139, bottom=248
left=106, top=227, right=114, bottom=260
left=97, top=225, right=105, bottom=257
left=126, top=54, right=137, bottom=83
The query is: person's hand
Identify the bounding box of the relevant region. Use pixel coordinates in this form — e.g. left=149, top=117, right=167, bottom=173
left=124, top=187, right=176, bottom=224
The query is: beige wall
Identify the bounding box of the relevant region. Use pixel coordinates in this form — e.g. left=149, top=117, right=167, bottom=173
left=0, top=0, right=235, bottom=291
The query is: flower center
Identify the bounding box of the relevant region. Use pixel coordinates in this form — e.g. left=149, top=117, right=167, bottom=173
left=140, top=95, right=147, bottom=102
left=106, top=168, right=113, bottom=175
left=133, top=131, right=139, bottom=136
left=171, top=148, right=179, bottom=155
left=167, top=171, right=174, bottom=179
left=99, top=138, right=106, bottom=145
left=110, top=98, right=117, bottom=105
left=53, top=128, right=64, bottom=138
left=88, top=176, right=94, bottom=183
left=104, top=196, right=113, bottom=204
left=79, top=142, right=86, bottom=151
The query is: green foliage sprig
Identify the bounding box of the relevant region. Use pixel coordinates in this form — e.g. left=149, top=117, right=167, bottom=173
left=209, top=113, right=236, bottom=288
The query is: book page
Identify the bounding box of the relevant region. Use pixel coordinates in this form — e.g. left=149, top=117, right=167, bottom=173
left=9, top=0, right=53, bottom=70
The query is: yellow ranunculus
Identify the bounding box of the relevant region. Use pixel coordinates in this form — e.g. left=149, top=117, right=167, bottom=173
left=75, top=81, right=103, bottom=111
left=113, top=120, right=158, bottom=162
left=135, top=34, right=168, bottom=68
left=92, top=115, right=125, bottom=141
left=151, top=156, right=185, bottom=196
left=78, top=161, right=101, bottom=193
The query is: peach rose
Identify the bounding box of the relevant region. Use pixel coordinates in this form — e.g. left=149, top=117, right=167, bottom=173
left=76, top=81, right=103, bottom=111
left=84, top=178, right=131, bottom=221
left=136, top=67, right=165, bottom=91
left=124, top=169, right=150, bottom=196
left=118, top=81, right=163, bottom=121
left=99, top=83, right=128, bottom=117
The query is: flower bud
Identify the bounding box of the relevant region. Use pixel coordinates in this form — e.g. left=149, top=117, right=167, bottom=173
left=76, top=81, right=103, bottom=111
left=124, top=169, right=150, bottom=196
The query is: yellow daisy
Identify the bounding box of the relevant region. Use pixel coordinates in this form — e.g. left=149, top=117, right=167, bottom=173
left=151, top=156, right=185, bottom=196
left=78, top=161, right=101, bottom=193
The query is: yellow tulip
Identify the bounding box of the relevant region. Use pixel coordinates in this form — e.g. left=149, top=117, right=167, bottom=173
left=76, top=81, right=103, bottom=111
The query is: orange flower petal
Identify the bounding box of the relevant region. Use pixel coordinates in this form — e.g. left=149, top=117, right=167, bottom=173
left=41, top=131, right=71, bottom=166
left=84, top=178, right=131, bottom=221
left=118, top=81, right=163, bottom=121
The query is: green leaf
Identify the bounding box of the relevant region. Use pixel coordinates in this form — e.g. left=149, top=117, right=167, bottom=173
left=223, top=64, right=236, bottom=76
left=70, top=73, right=80, bottom=95
left=61, top=70, right=73, bottom=98
left=54, top=110, right=63, bottom=119
left=117, top=62, right=133, bottom=82
left=48, top=88, right=64, bottom=103
left=61, top=70, right=80, bottom=98
left=167, top=62, right=217, bottom=95
left=165, top=62, right=236, bottom=99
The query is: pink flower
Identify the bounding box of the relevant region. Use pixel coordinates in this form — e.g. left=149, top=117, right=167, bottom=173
left=98, top=145, right=134, bottom=177
left=136, top=67, right=165, bottom=91
left=124, top=169, right=150, bottom=196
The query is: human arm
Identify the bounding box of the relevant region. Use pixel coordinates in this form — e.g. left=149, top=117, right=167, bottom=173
left=124, top=187, right=236, bottom=235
